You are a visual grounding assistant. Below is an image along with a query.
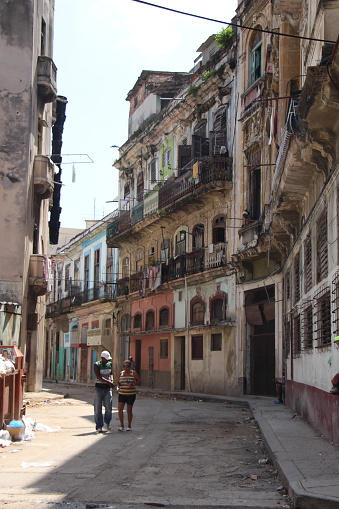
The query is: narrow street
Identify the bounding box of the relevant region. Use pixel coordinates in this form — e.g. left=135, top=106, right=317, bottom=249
left=0, top=384, right=291, bottom=509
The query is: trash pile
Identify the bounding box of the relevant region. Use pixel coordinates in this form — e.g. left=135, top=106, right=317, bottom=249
left=0, top=354, right=15, bottom=374
left=0, top=417, right=60, bottom=448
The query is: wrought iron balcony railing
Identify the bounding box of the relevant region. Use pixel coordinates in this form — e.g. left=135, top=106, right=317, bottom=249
left=46, top=284, right=116, bottom=317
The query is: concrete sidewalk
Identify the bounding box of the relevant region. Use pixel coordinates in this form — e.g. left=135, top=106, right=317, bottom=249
left=25, top=382, right=339, bottom=509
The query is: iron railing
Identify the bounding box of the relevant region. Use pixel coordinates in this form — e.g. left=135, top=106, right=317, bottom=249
left=46, top=284, right=116, bottom=317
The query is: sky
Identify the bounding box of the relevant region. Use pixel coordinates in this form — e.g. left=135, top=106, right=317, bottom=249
left=54, top=0, right=238, bottom=229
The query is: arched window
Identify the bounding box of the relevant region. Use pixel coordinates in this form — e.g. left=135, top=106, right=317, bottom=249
left=123, top=182, right=130, bottom=210
left=212, top=215, right=225, bottom=244
left=135, top=250, right=143, bottom=273
left=122, top=257, right=129, bottom=278
left=146, top=310, right=155, bottom=330
left=210, top=293, right=227, bottom=323
left=160, top=239, right=170, bottom=262
left=121, top=314, right=130, bottom=333
left=190, top=297, right=205, bottom=325
left=159, top=307, right=169, bottom=327
left=250, top=31, right=262, bottom=84
left=192, top=224, right=204, bottom=250
left=133, top=313, right=142, bottom=329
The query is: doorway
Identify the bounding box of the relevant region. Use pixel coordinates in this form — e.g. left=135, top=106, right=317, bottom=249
left=174, top=335, right=185, bottom=390
left=250, top=331, right=275, bottom=396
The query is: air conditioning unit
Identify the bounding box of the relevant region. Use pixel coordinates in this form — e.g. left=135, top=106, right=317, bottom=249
left=33, top=155, right=55, bottom=199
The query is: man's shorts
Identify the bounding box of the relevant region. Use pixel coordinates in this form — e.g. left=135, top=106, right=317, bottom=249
left=118, top=394, right=136, bottom=406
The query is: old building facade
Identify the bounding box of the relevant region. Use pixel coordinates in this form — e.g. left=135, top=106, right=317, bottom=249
left=0, top=0, right=66, bottom=391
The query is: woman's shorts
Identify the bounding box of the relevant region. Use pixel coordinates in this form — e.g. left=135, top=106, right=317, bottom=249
left=118, top=394, right=136, bottom=406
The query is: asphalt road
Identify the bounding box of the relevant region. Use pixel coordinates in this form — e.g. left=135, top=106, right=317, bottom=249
left=0, top=386, right=292, bottom=509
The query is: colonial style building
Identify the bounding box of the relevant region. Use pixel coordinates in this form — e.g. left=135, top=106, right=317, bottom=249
left=0, top=0, right=66, bottom=390
left=45, top=216, right=119, bottom=382
left=107, top=33, right=239, bottom=394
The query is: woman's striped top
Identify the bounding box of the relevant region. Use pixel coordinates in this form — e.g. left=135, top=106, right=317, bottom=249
left=118, top=370, right=137, bottom=395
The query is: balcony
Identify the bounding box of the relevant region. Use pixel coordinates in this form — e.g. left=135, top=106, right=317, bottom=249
left=37, top=56, right=57, bottom=103
left=29, top=254, right=49, bottom=296
left=33, top=155, right=55, bottom=198
left=87, top=327, right=114, bottom=347
left=45, top=284, right=116, bottom=317
left=144, top=190, right=159, bottom=216
left=205, top=243, right=227, bottom=269
left=186, top=248, right=205, bottom=274
left=131, top=202, right=144, bottom=225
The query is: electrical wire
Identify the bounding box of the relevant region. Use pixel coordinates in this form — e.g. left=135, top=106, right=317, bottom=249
left=131, top=0, right=337, bottom=44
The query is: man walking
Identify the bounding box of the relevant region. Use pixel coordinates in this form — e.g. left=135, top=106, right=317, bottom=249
left=93, top=350, right=114, bottom=433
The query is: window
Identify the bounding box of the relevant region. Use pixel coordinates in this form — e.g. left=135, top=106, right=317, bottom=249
left=294, top=251, right=300, bottom=304
left=212, top=215, right=225, bottom=244
left=250, top=168, right=261, bottom=220
left=192, top=335, right=203, bottom=360
left=332, top=272, right=339, bottom=335
left=148, top=246, right=155, bottom=265
left=84, top=255, right=90, bottom=290
left=92, top=320, right=99, bottom=329
left=135, top=250, right=143, bottom=272
left=146, top=310, right=155, bottom=330
left=163, top=149, right=171, bottom=167
left=94, top=249, right=100, bottom=288
left=40, top=18, right=46, bottom=55
left=81, top=324, right=88, bottom=345
left=122, top=257, right=129, bottom=278
left=160, top=339, right=169, bottom=359
left=74, top=259, right=80, bottom=282
left=304, top=234, right=312, bottom=293
left=316, top=210, right=328, bottom=283
left=316, top=291, right=331, bottom=346
left=175, top=230, right=186, bottom=255
left=137, top=171, right=144, bottom=201
left=211, top=109, right=227, bottom=155
left=159, top=307, right=169, bottom=327
left=65, top=264, right=71, bottom=293
left=293, top=314, right=301, bottom=357
left=123, top=183, right=130, bottom=210
left=160, top=239, right=170, bottom=262
left=250, top=31, right=262, bottom=84
left=211, top=297, right=226, bottom=323
left=192, top=122, right=209, bottom=158
left=303, top=306, right=313, bottom=349
left=149, top=159, right=157, bottom=183
left=121, top=314, right=130, bottom=333
left=211, top=333, right=222, bottom=351
left=190, top=297, right=205, bottom=325
left=285, top=271, right=291, bottom=300
left=192, top=224, right=204, bottom=250
left=134, top=313, right=142, bottom=329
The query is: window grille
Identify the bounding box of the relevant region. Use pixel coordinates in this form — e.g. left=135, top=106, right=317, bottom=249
left=302, top=305, right=313, bottom=349
left=304, top=234, right=312, bottom=293
left=211, top=333, right=222, bottom=351
left=149, top=159, right=157, bottom=182
left=160, top=339, right=169, bottom=359
left=332, top=271, right=339, bottom=335
left=316, top=209, right=328, bottom=283
left=192, top=335, right=203, bottom=360
left=314, top=289, right=331, bottom=346
left=293, top=313, right=301, bottom=357
left=294, top=251, right=300, bottom=304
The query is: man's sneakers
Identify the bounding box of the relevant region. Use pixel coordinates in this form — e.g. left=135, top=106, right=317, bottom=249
left=95, top=428, right=103, bottom=434
left=274, top=399, right=283, bottom=404
left=105, top=423, right=111, bottom=431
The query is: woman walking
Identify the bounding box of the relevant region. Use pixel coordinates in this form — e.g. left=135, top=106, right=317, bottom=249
left=117, top=358, right=141, bottom=431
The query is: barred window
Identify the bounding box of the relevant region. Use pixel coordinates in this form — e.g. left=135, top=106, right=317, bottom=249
left=294, top=252, right=300, bottom=303
left=315, top=291, right=331, bottom=346
left=304, top=234, right=312, bottom=293
left=316, top=210, right=328, bottom=283
left=302, top=305, right=313, bottom=349
left=285, top=271, right=291, bottom=301
left=284, top=316, right=291, bottom=358
left=332, top=272, right=339, bottom=335
left=293, top=314, right=301, bottom=357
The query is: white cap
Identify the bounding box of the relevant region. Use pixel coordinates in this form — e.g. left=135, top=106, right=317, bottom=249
left=101, top=350, right=112, bottom=361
